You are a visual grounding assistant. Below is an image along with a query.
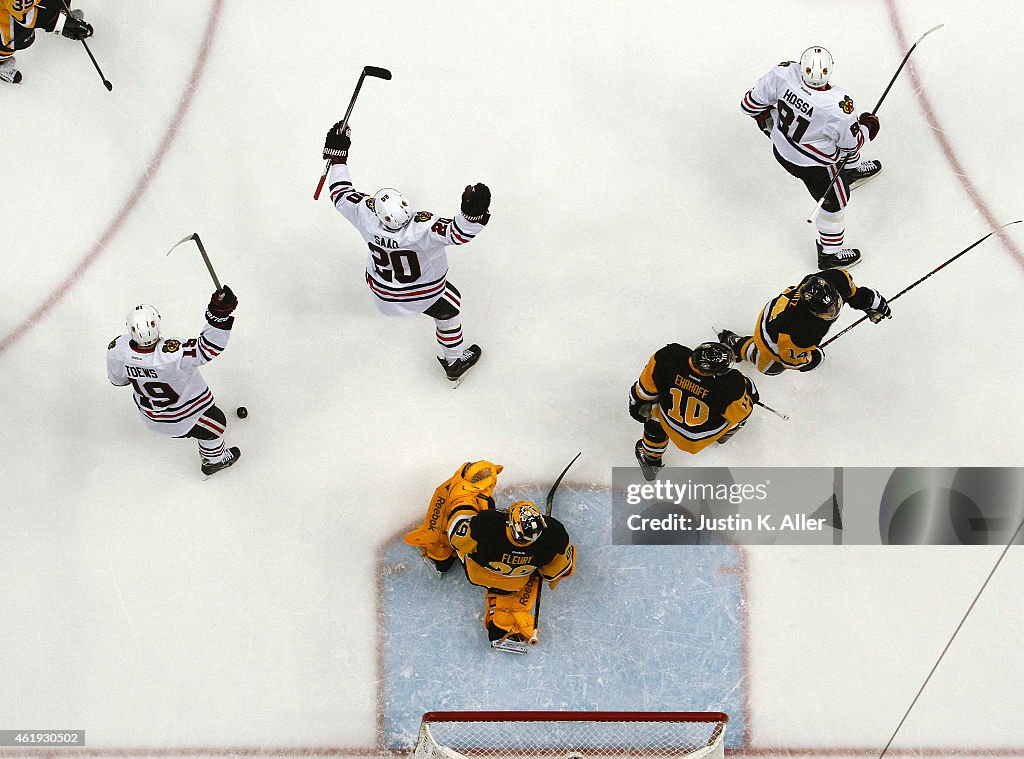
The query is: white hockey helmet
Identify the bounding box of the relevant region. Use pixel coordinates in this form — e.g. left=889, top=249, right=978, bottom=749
left=372, top=188, right=412, bottom=231
left=799, top=46, right=833, bottom=88
left=127, top=304, right=161, bottom=347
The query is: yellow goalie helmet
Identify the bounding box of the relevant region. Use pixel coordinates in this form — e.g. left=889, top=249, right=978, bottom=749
left=507, top=500, right=546, bottom=544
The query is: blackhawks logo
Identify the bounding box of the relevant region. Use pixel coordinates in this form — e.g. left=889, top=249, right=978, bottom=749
left=415, top=211, right=433, bottom=222
left=162, top=339, right=181, bottom=353
left=839, top=95, right=855, bottom=114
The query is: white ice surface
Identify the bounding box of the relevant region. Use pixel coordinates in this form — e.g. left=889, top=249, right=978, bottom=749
left=2, top=0, right=1023, bottom=754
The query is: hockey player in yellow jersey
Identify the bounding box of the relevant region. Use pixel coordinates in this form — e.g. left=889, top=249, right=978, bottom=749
left=717, top=268, right=891, bottom=376
left=0, top=0, right=93, bottom=85
left=449, top=500, right=575, bottom=654
left=405, top=462, right=576, bottom=653
left=630, top=342, right=758, bottom=481
left=403, top=460, right=503, bottom=576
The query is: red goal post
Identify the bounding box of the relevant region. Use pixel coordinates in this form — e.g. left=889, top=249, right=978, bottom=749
left=412, top=711, right=729, bottom=759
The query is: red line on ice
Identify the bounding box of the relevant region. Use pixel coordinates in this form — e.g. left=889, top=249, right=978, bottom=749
left=885, top=0, right=1023, bottom=269
left=0, top=0, right=225, bottom=357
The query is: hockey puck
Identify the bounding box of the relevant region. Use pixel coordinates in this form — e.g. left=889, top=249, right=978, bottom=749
left=236, top=406, right=248, bottom=419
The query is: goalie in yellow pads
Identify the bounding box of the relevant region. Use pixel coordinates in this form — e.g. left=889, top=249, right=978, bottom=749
left=404, top=462, right=576, bottom=654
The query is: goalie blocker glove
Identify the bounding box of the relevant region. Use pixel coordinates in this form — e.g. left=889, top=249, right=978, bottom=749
left=323, top=122, right=351, bottom=164
left=206, top=285, right=238, bottom=328
left=461, top=183, right=491, bottom=224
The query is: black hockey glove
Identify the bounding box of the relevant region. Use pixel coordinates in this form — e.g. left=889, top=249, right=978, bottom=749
left=461, top=183, right=491, bottom=222
left=755, top=111, right=773, bottom=138
left=323, top=122, right=351, bottom=164
left=206, top=286, right=237, bottom=327
left=864, top=291, right=892, bottom=323
left=61, top=9, right=94, bottom=41
left=629, top=398, right=653, bottom=424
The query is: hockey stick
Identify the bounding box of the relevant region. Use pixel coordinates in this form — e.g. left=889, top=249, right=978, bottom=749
left=166, top=233, right=222, bottom=290
left=807, top=24, right=943, bottom=223
left=820, top=220, right=1021, bottom=348
left=313, top=65, right=392, bottom=200
left=58, top=0, right=111, bottom=91
left=755, top=400, right=789, bottom=421
left=530, top=451, right=582, bottom=646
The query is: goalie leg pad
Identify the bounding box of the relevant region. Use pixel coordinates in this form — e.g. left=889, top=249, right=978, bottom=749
left=484, top=577, right=539, bottom=640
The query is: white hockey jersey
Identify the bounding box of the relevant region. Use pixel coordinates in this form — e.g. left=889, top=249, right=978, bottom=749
left=327, top=163, right=486, bottom=317
left=106, top=322, right=231, bottom=438
left=741, top=61, right=865, bottom=168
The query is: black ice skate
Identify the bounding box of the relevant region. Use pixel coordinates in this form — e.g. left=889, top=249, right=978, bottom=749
left=634, top=440, right=664, bottom=482
left=421, top=552, right=456, bottom=577
left=488, top=623, right=529, bottom=654
left=842, top=159, right=882, bottom=190
left=438, top=344, right=482, bottom=384
left=201, top=446, right=241, bottom=476
left=816, top=241, right=861, bottom=270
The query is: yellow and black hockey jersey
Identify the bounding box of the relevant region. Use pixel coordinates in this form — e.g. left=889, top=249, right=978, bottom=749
left=1, top=0, right=60, bottom=52
left=631, top=343, right=754, bottom=454
left=449, top=509, right=575, bottom=593
left=748, top=268, right=882, bottom=371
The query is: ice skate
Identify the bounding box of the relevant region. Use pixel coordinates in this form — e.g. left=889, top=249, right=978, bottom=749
left=0, top=56, right=23, bottom=85
left=816, top=241, right=861, bottom=270
left=634, top=440, right=664, bottom=482
left=488, top=623, right=529, bottom=654
left=421, top=552, right=455, bottom=577
left=201, top=446, right=241, bottom=476
left=438, top=344, right=482, bottom=385
left=842, top=159, right=882, bottom=190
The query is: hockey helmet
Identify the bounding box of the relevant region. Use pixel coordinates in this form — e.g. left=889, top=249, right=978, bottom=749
left=372, top=188, right=412, bottom=231
left=799, top=46, right=833, bottom=88
left=691, top=342, right=735, bottom=377
left=127, top=304, right=161, bottom=347
left=800, top=276, right=842, bottom=320
left=507, top=500, right=546, bottom=544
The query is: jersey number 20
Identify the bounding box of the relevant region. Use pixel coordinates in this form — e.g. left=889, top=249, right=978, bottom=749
left=368, top=242, right=422, bottom=284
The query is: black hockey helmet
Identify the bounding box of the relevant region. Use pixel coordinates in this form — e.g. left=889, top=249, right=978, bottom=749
left=691, top=342, right=735, bottom=377
left=800, top=276, right=842, bottom=320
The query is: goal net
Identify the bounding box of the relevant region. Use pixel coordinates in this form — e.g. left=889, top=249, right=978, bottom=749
left=411, top=711, right=728, bottom=759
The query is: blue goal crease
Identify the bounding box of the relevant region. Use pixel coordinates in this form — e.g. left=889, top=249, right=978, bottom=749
left=378, top=485, right=747, bottom=750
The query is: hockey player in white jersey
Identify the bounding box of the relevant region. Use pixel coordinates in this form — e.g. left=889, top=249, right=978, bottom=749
left=322, top=121, right=490, bottom=383
left=106, top=287, right=240, bottom=476
left=741, top=46, right=882, bottom=269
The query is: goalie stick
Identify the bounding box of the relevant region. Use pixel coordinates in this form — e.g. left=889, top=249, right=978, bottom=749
left=807, top=24, right=943, bottom=223
left=313, top=65, right=392, bottom=200
left=530, top=451, right=582, bottom=646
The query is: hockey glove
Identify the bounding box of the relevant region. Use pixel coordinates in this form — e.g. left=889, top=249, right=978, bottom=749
left=864, top=291, right=892, bottom=323
left=755, top=111, right=773, bottom=138
left=206, top=286, right=238, bottom=327
left=61, top=9, right=93, bottom=41
left=858, top=112, right=880, bottom=140
left=461, top=183, right=491, bottom=222
left=629, top=398, right=653, bottom=423
left=323, top=122, right=351, bottom=164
